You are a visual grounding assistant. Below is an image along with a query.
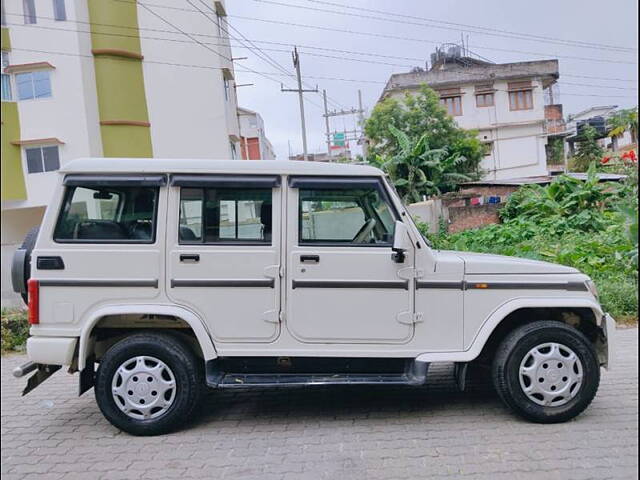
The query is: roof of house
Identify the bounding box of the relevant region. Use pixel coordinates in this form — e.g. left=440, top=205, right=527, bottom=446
left=60, top=158, right=383, bottom=176
left=381, top=59, right=559, bottom=99
left=567, top=105, right=618, bottom=121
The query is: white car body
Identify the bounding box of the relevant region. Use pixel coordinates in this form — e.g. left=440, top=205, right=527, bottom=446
left=16, top=158, right=613, bottom=390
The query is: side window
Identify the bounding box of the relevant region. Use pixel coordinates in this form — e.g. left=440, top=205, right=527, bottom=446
left=54, top=185, right=158, bottom=242
left=23, top=0, right=36, bottom=24
left=299, top=186, right=396, bottom=245
left=53, top=0, right=66, bottom=21
left=25, top=145, right=60, bottom=173
left=179, top=187, right=272, bottom=244
left=16, top=70, right=52, bottom=100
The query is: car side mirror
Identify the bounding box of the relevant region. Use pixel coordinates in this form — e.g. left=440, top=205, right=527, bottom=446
left=392, top=221, right=410, bottom=263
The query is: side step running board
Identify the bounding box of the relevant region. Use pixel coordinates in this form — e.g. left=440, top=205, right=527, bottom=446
left=218, top=373, right=419, bottom=388
left=205, top=360, right=430, bottom=389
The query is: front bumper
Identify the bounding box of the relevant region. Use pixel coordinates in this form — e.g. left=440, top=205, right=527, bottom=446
left=602, top=313, right=616, bottom=370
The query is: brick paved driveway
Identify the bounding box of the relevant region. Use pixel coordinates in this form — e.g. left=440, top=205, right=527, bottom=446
left=1, top=328, right=637, bottom=480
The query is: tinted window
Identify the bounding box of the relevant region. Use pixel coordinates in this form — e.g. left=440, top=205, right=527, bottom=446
left=179, top=187, right=272, bottom=244
left=299, top=187, right=396, bottom=245
left=55, top=185, right=158, bottom=242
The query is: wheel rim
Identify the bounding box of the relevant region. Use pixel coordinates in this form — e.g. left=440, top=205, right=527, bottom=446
left=111, top=356, right=176, bottom=420
left=518, top=342, right=583, bottom=407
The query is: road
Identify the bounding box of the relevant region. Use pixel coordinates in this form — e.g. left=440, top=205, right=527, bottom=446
left=1, top=328, right=637, bottom=480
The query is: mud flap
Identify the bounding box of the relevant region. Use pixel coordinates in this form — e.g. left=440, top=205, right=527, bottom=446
left=79, top=355, right=95, bottom=396
left=454, top=362, right=469, bottom=392
left=22, top=365, right=61, bottom=396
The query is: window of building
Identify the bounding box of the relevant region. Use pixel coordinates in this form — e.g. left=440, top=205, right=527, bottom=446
left=230, top=141, right=237, bottom=159
left=476, top=93, right=494, bottom=107
left=53, top=0, right=66, bottom=21
left=25, top=145, right=60, bottom=173
left=439, top=96, right=462, bottom=116
left=223, top=76, right=230, bottom=101
left=482, top=142, right=494, bottom=156
left=54, top=185, right=158, bottom=243
left=16, top=70, right=52, bottom=100
left=179, top=187, right=272, bottom=244
left=23, top=0, right=36, bottom=24
left=299, top=186, right=396, bottom=245
left=509, top=89, right=534, bottom=111
left=1, top=1, right=7, bottom=25
left=1, top=51, right=11, bottom=101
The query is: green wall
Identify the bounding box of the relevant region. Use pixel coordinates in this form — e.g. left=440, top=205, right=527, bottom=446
left=1, top=101, right=27, bottom=201
left=1, top=27, right=10, bottom=50
left=88, top=0, right=152, bottom=157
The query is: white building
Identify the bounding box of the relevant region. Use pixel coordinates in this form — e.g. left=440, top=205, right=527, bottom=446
left=379, top=47, right=561, bottom=180
left=238, top=107, right=276, bottom=160
left=1, top=0, right=240, bottom=306
left=565, top=105, right=635, bottom=153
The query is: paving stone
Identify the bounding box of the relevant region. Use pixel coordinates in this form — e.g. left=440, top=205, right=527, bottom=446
left=1, top=328, right=637, bottom=479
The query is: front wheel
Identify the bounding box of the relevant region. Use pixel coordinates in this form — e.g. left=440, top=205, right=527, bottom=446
left=492, top=321, right=600, bottom=423
left=95, top=332, right=202, bottom=435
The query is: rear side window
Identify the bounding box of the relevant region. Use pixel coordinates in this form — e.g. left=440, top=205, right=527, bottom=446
left=179, top=187, right=272, bottom=244
left=54, top=185, right=158, bottom=243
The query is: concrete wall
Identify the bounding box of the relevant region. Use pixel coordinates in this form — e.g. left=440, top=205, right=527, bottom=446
left=408, top=198, right=502, bottom=234
left=138, top=0, right=238, bottom=159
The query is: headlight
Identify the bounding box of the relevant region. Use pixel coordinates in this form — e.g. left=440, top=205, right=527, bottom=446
left=585, top=279, right=599, bottom=300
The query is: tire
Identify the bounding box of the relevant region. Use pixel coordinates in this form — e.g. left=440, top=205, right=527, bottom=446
left=95, top=332, right=203, bottom=436
left=19, top=226, right=40, bottom=304
left=492, top=321, right=600, bottom=423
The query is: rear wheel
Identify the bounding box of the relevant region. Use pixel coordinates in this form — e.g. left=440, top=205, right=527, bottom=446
left=492, top=321, right=600, bottom=423
left=95, top=332, right=202, bottom=436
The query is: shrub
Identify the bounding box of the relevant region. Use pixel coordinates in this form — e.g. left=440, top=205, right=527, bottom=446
left=1, top=308, right=29, bottom=353
left=419, top=173, right=638, bottom=319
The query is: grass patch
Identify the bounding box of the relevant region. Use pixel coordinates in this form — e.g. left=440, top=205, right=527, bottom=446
left=1, top=308, right=29, bottom=353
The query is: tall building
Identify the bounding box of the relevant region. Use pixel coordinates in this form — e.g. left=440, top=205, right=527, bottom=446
left=238, top=107, right=276, bottom=160
left=1, top=0, right=240, bottom=306
left=378, top=45, right=562, bottom=180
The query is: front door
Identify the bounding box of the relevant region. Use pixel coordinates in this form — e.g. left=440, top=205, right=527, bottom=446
left=286, top=177, right=415, bottom=344
left=167, top=175, right=282, bottom=343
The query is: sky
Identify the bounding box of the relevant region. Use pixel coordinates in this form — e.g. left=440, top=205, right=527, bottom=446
left=225, top=0, right=639, bottom=160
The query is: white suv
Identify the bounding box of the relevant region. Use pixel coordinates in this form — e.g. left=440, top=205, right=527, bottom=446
left=12, top=158, right=615, bottom=435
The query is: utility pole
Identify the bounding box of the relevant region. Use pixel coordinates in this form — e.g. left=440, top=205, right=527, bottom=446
left=281, top=47, right=317, bottom=161
left=357, top=89, right=368, bottom=160
left=323, top=90, right=332, bottom=160
left=323, top=91, right=366, bottom=163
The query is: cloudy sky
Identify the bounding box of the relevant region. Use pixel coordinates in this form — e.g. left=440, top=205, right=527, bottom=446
left=225, top=0, right=638, bottom=160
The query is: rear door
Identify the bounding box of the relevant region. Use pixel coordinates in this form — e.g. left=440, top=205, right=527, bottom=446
left=285, top=177, right=415, bottom=344
left=166, top=175, right=282, bottom=343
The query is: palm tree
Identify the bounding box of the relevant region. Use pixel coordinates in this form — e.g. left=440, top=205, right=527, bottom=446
left=382, top=125, right=471, bottom=203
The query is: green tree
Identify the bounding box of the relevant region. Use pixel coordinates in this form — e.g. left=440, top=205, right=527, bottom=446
left=383, top=125, right=472, bottom=202
left=570, top=124, right=605, bottom=172
left=608, top=107, right=638, bottom=149
left=365, top=84, right=483, bottom=198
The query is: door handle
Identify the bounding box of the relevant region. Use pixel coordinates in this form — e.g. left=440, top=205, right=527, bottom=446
left=180, top=254, right=200, bottom=263
left=300, top=255, right=320, bottom=263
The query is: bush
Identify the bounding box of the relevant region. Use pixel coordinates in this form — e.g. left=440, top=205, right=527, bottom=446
left=419, top=172, right=638, bottom=319
left=1, top=308, right=29, bottom=353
